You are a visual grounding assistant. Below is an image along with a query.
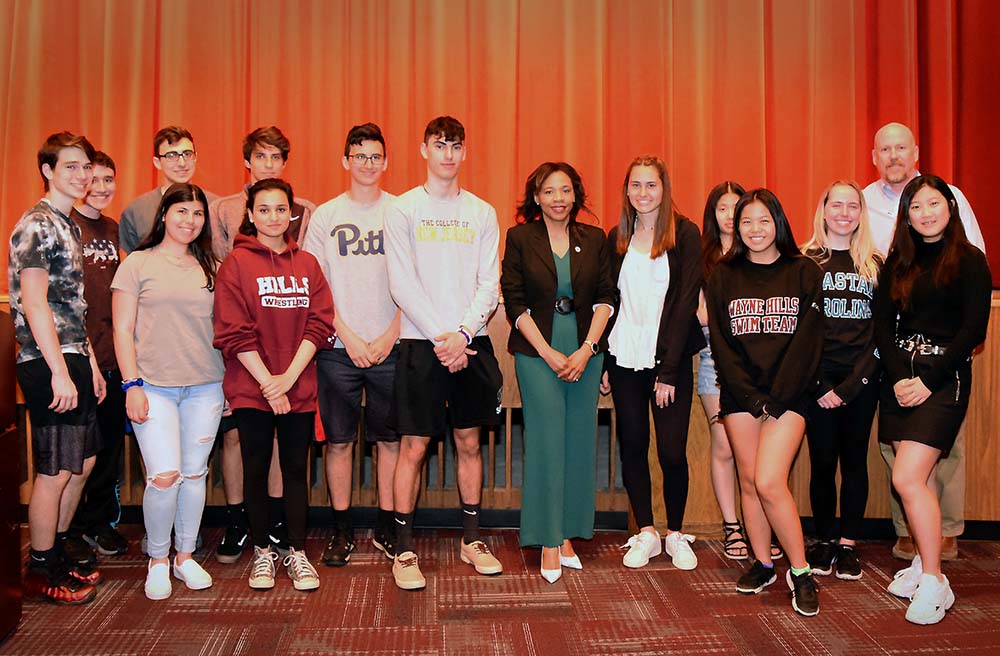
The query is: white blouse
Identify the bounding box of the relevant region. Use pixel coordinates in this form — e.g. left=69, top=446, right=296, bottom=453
left=607, top=244, right=670, bottom=370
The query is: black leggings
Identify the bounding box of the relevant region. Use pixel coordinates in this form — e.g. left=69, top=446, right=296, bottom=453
left=233, top=408, right=313, bottom=550
left=608, top=356, right=694, bottom=531
left=805, top=377, right=879, bottom=541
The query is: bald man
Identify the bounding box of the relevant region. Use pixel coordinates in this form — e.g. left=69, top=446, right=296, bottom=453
left=862, top=122, right=986, bottom=562
left=863, top=122, right=984, bottom=255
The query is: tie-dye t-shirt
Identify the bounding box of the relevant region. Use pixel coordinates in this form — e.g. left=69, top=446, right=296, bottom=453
left=8, top=199, right=90, bottom=363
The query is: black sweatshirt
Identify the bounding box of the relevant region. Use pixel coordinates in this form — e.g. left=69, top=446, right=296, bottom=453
left=873, top=240, right=992, bottom=390
left=806, top=248, right=881, bottom=404
left=706, top=254, right=824, bottom=418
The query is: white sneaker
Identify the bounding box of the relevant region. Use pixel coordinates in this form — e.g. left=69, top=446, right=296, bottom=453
left=284, top=547, right=320, bottom=591
left=248, top=546, right=278, bottom=590
left=887, top=554, right=922, bottom=598
left=145, top=560, right=172, bottom=600
left=621, top=531, right=662, bottom=568
left=664, top=532, right=698, bottom=570
left=172, top=557, right=213, bottom=590
left=905, top=573, right=955, bottom=625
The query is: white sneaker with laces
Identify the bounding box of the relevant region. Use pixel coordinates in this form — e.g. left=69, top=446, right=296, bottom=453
left=664, top=532, right=698, bottom=570
left=887, top=554, right=922, bottom=598
left=905, top=573, right=955, bottom=625
left=284, top=547, right=320, bottom=591
left=249, top=546, right=279, bottom=590
left=172, top=557, right=213, bottom=590
left=621, top=531, right=662, bottom=568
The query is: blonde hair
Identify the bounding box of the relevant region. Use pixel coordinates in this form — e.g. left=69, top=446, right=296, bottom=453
left=801, top=180, right=881, bottom=282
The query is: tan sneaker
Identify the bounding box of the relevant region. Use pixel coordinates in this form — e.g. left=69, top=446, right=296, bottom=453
left=460, top=540, right=503, bottom=575
left=892, top=536, right=916, bottom=560
left=941, top=536, right=958, bottom=561
left=283, top=547, right=320, bottom=592
left=393, top=551, right=426, bottom=590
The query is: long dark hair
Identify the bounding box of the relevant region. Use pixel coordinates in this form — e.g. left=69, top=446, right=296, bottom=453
left=136, top=182, right=218, bottom=290
left=515, top=161, right=594, bottom=224
left=723, top=188, right=801, bottom=263
left=239, top=178, right=295, bottom=238
left=615, top=156, right=677, bottom=259
left=702, top=181, right=746, bottom=277
left=887, top=174, right=970, bottom=308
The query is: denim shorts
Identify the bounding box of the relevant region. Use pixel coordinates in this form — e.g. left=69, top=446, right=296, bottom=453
left=697, top=326, right=720, bottom=396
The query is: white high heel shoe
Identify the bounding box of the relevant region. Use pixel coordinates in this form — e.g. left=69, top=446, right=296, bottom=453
left=540, top=548, right=562, bottom=584
left=559, top=547, right=583, bottom=570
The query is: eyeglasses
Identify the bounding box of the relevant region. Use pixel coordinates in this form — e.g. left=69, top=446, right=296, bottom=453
left=158, top=150, right=197, bottom=162
left=349, top=153, right=384, bottom=165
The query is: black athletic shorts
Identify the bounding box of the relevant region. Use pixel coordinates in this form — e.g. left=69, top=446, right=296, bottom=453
left=17, top=353, right=100, bottom=476
left=388, top=337, right=503, bottom=437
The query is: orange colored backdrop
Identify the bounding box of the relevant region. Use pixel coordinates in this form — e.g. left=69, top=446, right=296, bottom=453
left=2, top=0, right=998, bottom=293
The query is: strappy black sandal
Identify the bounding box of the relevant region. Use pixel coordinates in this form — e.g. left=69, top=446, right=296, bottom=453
left=722, top=521, right=749, bottom=560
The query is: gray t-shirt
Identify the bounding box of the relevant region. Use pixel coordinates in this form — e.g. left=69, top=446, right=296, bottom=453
left=303, top=191, right=398, bottom=346
left=111, top=249, right=224, bottom=386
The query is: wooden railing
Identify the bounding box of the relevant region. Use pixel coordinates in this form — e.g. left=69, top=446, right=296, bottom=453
left=6, top=296, right=1000, bottom=533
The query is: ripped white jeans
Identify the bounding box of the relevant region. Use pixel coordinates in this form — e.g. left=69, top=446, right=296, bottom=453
left=132, top=382, right=224, bottom=558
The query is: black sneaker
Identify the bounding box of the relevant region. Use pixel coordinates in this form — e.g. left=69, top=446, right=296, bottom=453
left=834, top=544, right=863, bottom=581
left=322, top=528, right=355, bottom=567
left=268, top=522, right=290, bottom=558
left=372, top=527, right=396, bottom=560
left=787, top=569, right=820, bottom=617
left=806, top=541, right=837, bottom=576
left=63, top=535, right=97, bottom=567
left=215, top=524, right=249, bottom=564
left=83, top=525, right=130, bottom=556
left=736, top=561, right=777, bottom=594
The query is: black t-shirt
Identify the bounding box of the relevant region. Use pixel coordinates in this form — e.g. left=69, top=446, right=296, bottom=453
left=71, top=208, right=121, bottom=371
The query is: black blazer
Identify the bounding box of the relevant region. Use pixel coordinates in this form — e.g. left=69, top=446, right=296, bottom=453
left=501, top=220, right=615, bottom=357
left=604, top=216, right=706, bottom=385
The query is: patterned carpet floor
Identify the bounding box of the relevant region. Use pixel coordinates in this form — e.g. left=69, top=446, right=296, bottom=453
left=3, top=526, right=999, bottom=655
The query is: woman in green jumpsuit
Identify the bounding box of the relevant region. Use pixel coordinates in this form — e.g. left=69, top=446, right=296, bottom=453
left=500, top=162, right=614, bottom=583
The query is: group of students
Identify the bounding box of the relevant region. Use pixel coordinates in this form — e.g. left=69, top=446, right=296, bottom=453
left=7, top=119, right=990, bottom=627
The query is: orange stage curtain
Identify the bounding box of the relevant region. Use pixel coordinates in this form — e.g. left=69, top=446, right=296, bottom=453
left=2, top=0, right=998, bottom=292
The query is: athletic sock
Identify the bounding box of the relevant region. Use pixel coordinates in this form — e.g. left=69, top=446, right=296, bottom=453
left=228, top=503, right=247, bottom=529
left=29, top=546, right=60, bottom=573
left=791, top=565, right=811, bottom=576
left=761, top=561, right=774, bottom=569
left=394, top=512, right=414, bottom=555
left=332, top=509, right=352, bottom=532
left=461, top=503, right=481, bottom=544
left=377, top=508, right=394, bottom=534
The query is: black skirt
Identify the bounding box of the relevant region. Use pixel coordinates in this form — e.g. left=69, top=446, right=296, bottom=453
left=878, top=352, right=971, bottom=452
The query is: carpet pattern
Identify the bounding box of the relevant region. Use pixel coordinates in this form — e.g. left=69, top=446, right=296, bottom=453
left=3, top=527, right=999, bottom=655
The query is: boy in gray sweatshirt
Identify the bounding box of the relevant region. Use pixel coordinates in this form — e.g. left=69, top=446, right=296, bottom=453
left=384, top=116, right=503, bottom=590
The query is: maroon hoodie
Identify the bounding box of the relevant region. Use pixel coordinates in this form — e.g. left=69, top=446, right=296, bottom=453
left=213, top=234, right=335, bottom=413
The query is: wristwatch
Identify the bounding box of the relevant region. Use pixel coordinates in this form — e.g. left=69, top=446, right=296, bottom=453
left=583, top=340, right=598, bottom=355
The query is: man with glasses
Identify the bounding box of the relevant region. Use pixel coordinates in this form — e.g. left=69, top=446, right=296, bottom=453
left=302, top=123, right=401, bottom=568
left=118, top=126, right=217, bottom=254
left=208, top=125, right=316, bottom=564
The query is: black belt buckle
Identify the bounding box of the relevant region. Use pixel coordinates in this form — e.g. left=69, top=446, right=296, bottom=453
left=554, top=296, right=575, bottom=315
